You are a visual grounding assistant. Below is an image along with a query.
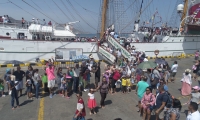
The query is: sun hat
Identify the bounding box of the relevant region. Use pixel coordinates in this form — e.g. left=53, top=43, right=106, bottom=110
left=185, top=69, right=191, bottom=73
left=6, top=68, right=11, bottom=73
left=192, top=86, right=200, bottom=90
left=66, top=75, right=72, bottom=79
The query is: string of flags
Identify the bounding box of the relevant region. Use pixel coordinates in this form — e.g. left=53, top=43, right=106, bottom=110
left=145, top=10, right=162, bottom=24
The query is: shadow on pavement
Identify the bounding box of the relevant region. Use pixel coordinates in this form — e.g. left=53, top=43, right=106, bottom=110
left=105, top=100, right=112, bottom=106
left=114, top=118, right=122, bottom=120
left=20, top=100, right=33, bottom=106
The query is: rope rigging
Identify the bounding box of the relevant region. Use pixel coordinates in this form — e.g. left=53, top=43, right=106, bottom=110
left=52, top=0, right=72, bottom=22
left=110, top=0, right=137, bottom=27
left=66, top=0, right=97, bottom=31
left=0, top=2, right=9, bottom=4
left=21, top=0, right=57, bottom=23
left=8, top=0, right=37, bottom=18
left=30, top=0, right=42, bottom=11
left=73, top=0, right=99, bottom=16
left=42, top=0, right=63, bottom=23
left=120, top=0, right=153, bottom=32
left=60, top=0, right=85, bottom=32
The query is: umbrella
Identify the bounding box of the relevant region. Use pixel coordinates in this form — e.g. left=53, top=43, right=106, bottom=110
left=137, top=61, right=157, bottom=70
left=155, top=58, right=168, bottom=65
left=4, top=60, right=24, bottom=65
left=135, top=68, right=143, bottom=75
left=71, top=55, right=89, bottom=62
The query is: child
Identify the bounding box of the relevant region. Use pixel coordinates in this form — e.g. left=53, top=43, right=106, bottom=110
left=130, top=73, right=135, bottom=89
left=108, top=77, right=112, bottom=93
left=87, top=89, right=97, bottom=115
left=42, top=73, right=49, bottom=93
left=84, top=69, right=90, bottom=91
left=78, top=72, right=84, bottom=92
left=0, top=79, right=5, bottom=97
left=60, top=73, right=67, bottom=97
left=195, top=50, right=199, bottom=60
left=126, top=76, right=131, bottom=93
left=121, top=75, right=127, bottom=93
left=25, top=74, right=32, bottom=99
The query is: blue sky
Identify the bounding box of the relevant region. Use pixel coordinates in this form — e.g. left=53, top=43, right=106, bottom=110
left=0, top=0, right=179, bottom=33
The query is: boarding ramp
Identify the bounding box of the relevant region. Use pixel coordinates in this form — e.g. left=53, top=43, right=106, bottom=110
left=98, top=46, right=116, bottom=64
left=107, top=36, right=132, bottom=60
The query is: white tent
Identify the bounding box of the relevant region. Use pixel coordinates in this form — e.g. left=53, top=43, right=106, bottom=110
left=28, top=24, right=41, bottom=32
left=41, top=26, right=52, bottom=33
left=53, top=30, right=76, bottom=38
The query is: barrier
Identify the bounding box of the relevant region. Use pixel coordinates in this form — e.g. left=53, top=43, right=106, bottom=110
left=147, top=53, right=194, bottom=60
left=0, top=60, right=102, bottom=68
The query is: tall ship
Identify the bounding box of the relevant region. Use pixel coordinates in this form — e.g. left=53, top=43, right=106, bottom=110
left=0, top=0, right=199, bottom=64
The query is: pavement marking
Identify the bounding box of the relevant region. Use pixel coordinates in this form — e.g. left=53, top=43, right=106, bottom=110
left=38, top=88, right=45, bottom=120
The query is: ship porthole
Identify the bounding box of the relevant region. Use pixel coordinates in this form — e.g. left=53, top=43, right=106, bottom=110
left=6, top=32, right=9, bottom=36
left=180, top=40, right=181, bottom=41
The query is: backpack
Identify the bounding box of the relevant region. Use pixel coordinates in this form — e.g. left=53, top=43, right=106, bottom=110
left=165, top=91, right=173, bottom=108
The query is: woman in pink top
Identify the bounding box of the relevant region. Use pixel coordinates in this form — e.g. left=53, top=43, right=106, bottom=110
left=141, top=87, right=156, bottom=120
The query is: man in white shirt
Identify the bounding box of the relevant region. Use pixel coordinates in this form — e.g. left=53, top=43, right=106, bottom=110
left=170, top=61, right=178, bottom=82
left=143, top=56, right=148, bottom=62
left=117, top=49, right=122, bottom=58
left=186, top=102, right=200, bottom=120
left=73, top=64, right=81, bottom=93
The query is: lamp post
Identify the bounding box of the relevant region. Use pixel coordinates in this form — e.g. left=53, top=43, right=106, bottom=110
left=154, top=50, right=159, bottom=58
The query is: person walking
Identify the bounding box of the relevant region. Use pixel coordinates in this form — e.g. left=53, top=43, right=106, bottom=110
left=170, top=61, right=178, bottom=82
left=22, top=17, right=25, bottom=28
left=32, top=69, right=41, bottom=99
left=74, top=64, right=81, bottom=93
left=155, top=85, right=168, bottom=120
left=93, top=76, right=109, bottom=108
left=186, top=102, right=200, bottom=120
left=141, top=87, right=156, bottom=120
left=186, top=86, right=200, bottom=105
left=56, top=67, right=62, bottom=95
left=93, top=62, right=101, bottom=89
left=87, top=89, right=97, bottom=115
left=13, top=66, right=25, bottom=97
left=73, top=92, right=86, bottom=120
left=181, top=69, right=192, bottom=96
left=9, top=75, right=20, bottom=110
left=135, top=76, right=149, bottom=113
left=46, top=64, right=56, bottom=98
left=4, top=68, right=11, bottom=94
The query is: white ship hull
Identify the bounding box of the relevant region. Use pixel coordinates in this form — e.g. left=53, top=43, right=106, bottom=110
left=0, top=35, right=199, bottom=63
left=0, top=39, right=101, bottom=63
left=132, top=36, right=200, bottom=57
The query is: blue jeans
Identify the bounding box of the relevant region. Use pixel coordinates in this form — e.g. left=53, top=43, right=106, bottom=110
left=116, top=80, right=122, bottom=91
left=11, top=90, right=19, bottom=107
left=74, top=77, right=79, bottom=92
left=35, top=83, right=40, bottom=99
left=198, top=80, right=200, bottom=87
left=72, top=115, right=85, bottom=120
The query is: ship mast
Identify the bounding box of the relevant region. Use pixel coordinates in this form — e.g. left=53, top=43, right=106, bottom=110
left=100, top=0, right=108, bottom=39
left=181, top=0, right=188, bottom=27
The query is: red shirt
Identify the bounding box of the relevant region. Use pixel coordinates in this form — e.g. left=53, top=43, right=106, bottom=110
left=113, top=71, right=121, bottom=80
left=75, top=98, right=86, bottom=117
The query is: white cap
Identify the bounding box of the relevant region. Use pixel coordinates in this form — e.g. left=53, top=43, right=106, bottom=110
left=32, top=18, right=35, bottom=20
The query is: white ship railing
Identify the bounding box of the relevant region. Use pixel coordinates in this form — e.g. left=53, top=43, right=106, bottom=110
left=0, top=22, right=29, bottom=29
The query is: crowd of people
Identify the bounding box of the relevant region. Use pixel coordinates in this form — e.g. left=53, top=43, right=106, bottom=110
left=1, top=52, right=200, bottom=120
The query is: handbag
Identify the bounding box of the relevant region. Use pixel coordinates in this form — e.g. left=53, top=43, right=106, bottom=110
left=9, top=90, right=12, bottom=95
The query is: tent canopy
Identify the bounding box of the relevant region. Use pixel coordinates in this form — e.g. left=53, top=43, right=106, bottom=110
left=53, top=30, right=76, bottom=38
